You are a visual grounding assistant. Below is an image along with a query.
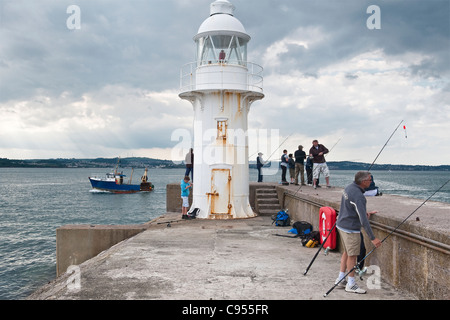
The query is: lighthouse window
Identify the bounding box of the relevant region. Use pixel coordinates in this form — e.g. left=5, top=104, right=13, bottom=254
left=197, top=36, right=217, bottom=65
left=196, top=35, right=248, bottom=66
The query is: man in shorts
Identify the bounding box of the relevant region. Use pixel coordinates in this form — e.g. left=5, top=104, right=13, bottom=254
left=335, top=171, right=382, bottom=294
left=309, top=140, right=331, bottom=189
left=180, top=176, right=193, bottom=219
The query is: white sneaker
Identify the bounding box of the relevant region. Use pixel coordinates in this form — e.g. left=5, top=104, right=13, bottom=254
left=335, top=277, right=347, bottom=289
left=345, top=283, right=366, bottom=294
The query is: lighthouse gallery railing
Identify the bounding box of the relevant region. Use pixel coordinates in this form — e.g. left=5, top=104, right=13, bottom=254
left=180, top=61, right=263, bottom=94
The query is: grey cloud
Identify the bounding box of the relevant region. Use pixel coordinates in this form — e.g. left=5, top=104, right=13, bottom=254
left=2, top=0, right=447, bottom=102
left=241, top=0, right=449, bottom=79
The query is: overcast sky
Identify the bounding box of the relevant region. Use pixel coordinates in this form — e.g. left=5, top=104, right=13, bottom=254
left=0, top=0, right=449, bottom=165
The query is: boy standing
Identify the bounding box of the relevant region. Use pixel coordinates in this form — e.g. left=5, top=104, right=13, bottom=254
left=180, top=176, right=193, bottom=219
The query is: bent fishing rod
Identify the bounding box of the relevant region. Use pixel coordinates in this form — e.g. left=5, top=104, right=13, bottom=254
left=368, top=120, right=403, bottom=171
left=323, top=178, right=450, bottom=297
left=304, top=121, right=404, bottom=275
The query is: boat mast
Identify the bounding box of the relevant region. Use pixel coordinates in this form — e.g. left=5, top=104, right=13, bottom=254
left=129, top=168, right=134, bottom=184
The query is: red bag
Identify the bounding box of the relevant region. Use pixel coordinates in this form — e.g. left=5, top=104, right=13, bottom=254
left=319, top=207, right=337, bottom=250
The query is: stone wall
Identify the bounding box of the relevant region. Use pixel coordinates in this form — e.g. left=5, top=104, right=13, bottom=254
left=56, top=224, right=147, bottom=276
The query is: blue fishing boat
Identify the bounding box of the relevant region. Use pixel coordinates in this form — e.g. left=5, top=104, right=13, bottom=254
left=89, top=161, right=154, bottom=193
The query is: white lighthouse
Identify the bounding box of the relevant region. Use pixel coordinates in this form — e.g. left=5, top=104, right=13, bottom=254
left=179, top=0, right=264, bottom=219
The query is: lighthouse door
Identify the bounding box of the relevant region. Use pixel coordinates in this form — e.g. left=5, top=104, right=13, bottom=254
left=210, top=169, right=231, bottom=215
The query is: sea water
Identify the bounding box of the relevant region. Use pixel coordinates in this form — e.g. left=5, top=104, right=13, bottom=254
left=0, top=167, right=448, bottom=300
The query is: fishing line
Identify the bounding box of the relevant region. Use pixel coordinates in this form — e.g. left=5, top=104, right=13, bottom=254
left=323, top=178, right=450, bottom=297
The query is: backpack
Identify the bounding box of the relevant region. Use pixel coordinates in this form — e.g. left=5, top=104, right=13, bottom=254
left=301, top=231, right=321, bottom=247
left=292, top=221, right=313, bottom=237
left=272, top=210, right=290, bottom=227
left=189, top=208, right=199, bottom=218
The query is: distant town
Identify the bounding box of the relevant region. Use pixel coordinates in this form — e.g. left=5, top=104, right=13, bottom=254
left=0, top=157, right=448, bottom=171
left=0, top=157, right=182, bottom=169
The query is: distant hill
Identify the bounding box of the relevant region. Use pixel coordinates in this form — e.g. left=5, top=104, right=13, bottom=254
left=326, top=161, right=450, bottom=171
left=0, top=157, right=183, bottom=168
left=0, top=157, right=449, bottom=171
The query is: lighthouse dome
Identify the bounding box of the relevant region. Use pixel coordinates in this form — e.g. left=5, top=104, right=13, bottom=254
left=195, top=0, right=250, bottom=41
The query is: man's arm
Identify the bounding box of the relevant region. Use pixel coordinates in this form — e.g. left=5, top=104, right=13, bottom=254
left=350, top=199, right=376, bottom=241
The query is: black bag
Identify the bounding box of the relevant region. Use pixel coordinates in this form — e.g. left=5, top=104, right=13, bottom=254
left=302, top=231, right=321, bottom=247
left=189, top=208, right=199, bottom=218
left=292, top=221, right=313, bottom=237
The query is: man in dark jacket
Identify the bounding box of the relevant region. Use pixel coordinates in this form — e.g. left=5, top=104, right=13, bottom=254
left=309, top=140, right=330, bottom=189
left=185, top=148, right=194, bottom=181
left=256, top=152, right=265, bottom=182
left=335, top=171, right=382, bottom=294
left=294, top=145, right=306, bottom=185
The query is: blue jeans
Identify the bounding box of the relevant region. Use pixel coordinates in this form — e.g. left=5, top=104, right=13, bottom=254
left=185, top=167, right=193, bottom=181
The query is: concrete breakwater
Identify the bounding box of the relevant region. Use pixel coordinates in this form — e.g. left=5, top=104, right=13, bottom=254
left=31, top=182, right=449, bottom=300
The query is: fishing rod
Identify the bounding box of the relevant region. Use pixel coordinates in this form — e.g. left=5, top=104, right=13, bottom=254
left=249, top=132, right=293, bottom=162
left=323, top=178, right=450, bottom=297
left=266, top=132, right=293, bottom=162
left=368, top=120, right=403, bottom=171
left=303, top=221, right=336, bottom=275
left=324, top=138, right=341, bottom=158
left=248, top=151, right=259, bottom=159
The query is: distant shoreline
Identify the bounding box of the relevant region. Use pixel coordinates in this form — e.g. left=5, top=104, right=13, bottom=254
left=1, top=157, right=448, bottom=171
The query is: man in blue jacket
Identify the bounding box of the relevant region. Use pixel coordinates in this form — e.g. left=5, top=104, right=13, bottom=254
left=335, top=171, right=382, bottom=294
